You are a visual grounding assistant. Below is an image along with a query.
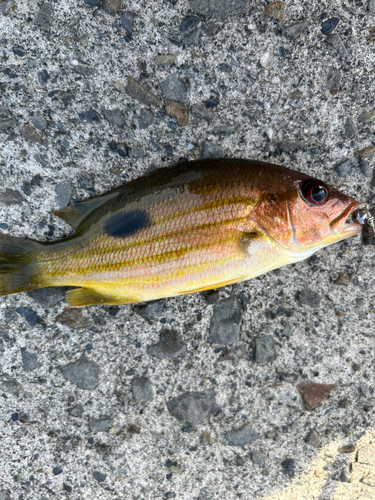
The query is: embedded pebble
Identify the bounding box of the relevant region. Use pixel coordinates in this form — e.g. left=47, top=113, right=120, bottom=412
left=89, top=416, right=113, bottom=433
left=21, top=349, right=40, bottom=372
left=132, top=377, right=154, bottom=403
left=126, top=76, right=162, bottom=107
left=226, top=425, right=259, bottom=446
left=282, top=22, right=308, bottom=39
left=192, top=105, right=213, bottom=122
left=0, top=189, right=25, bottom=205
left=334, top=272, right=351, bottom=286
left=102, top=0, right=120, bottom=14
left=0, top=107, right=15, bottom=130
left=326, top=34, right=347, bottom=57
left=16, top=307, right=38, bottom=326
left=202, top=141, right=224, bottom=158
left=305, top=430, right=321, bottom=448
left=0, top=378, right=21, bottom=395
left=296, top=287, right=320, bottom=308
left=134, top=299, right=164, bottom=320
left=321, top=17, right=340, bottom=36
left=191, top=0, right=249, bottom=19
left=102, top=108, right=126, bottom=127
left=22, top=124, right=42, bottom=143
left=157, top=55, right=176, bottom=67
left=167, top=390, right=218, bottom=425
left=326, top=68, right=341, bottom=91
left=31, top=114, right=47, bottom=130
left=121, top=12, right=134, bottom=34
left=260, top=52, right=273, bottom=69
left=160, top=75, right=189, bottom=104
left=357, top=445, right=375, bottom=465
left=138, top=108, right=154, bottom=129
left=339, top=470, right=351, bottom=482
left=56, top=308, right=90, bottom=329
left=60, top=355, right=100, bottom=390
left=343, top=117, right=356, bottom=138
left=165, top=102, right=189, bottom=126
left=208, top=296, right=241, bottom=344
left=281, top=458, right=295, bottom=477
left=358, top=145, right=375, bottom=160
left=55, top=182, right=74, bottom=208
left=334, top=159, right=352, bottom=178
left=37, top=69, right=50, bottom=84
left=255, top=336, right=277, bottom=364
left=297, top=381, right=336, bottom=409
left=0, top=1, right=15, bottom=15
left=358, top=110, right=375, bottom=123
left=180, top=16, right=200, bottom=35
left=264, top=2, right=286, bottom=21
left=78, top=109, right=98, bottom=122
left=28, top=287, right=66, bottom=307
left=34, top=3, right=53, bottom=29
left=148, top=330, right=186, bottom=359
left=93, top=470, right=107, bottom=483
left=183, top=29, right=202, bottom=46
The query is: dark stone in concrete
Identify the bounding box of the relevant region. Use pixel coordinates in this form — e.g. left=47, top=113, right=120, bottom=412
left=102, top=108, right=126, bottom=127
left=126, top=76, right=162, bottom=107
left=35, top=3, right=53, bottom=29
left=16, top=307, right=38, bottom=326
left=61, top=355, right=100, bottom=390
left=255, top=336, right=277, bottom=364
left=160, top=75, right=189, bottom=104
left=21, top=349, right=40, bottom=372
left=0, top=107, right=15, bottom=130
left=93, top=470, right=107, bottom=482
left=55, top=182, right=74, bottom=208
left=321, top=17, right=340, bottom=36
left=167, top=390, right=218, bottom=425
left=282, top=21, right=308, bottom=39
left=202, top=141, right=224, bottom=158
left=191, top=0, right=249, bottom=20
left=0, top=188, right=24, bottom=206
left=180, top=16, right=200, bottom=35
left=28, top=288, right=66, bottom=307
left=132, top=377, right=153, bottom=402
left=89, top=416, right=113, bottom=432
left=148, top=330, right=186, bottom=359
left=226, top=424, right=259, bottom=446
left=296, top=288, right=320, bottom=308
left=208, top=296, right=241, bottom=344
left=134, top=300, right=165, bottom=320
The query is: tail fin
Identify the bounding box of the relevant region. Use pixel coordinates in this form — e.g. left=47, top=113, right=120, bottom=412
left=0, top=235, right=44, bottom=296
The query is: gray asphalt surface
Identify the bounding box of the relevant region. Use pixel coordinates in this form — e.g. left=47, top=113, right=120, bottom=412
left=0, top=1, right=375, bottom=499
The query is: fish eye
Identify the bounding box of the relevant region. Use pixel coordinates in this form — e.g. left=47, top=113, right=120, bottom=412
left=300, top=179, right=330, bottom=206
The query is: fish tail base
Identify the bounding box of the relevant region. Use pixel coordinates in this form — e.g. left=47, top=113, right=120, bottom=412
left=0, top=235, right=44, bottom=296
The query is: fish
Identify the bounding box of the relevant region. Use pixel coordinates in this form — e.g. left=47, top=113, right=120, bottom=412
left=0, top=158, right=362, bottom=307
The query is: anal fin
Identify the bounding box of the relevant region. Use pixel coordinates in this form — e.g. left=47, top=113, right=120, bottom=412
left=66, top=288, right=130, bottom=307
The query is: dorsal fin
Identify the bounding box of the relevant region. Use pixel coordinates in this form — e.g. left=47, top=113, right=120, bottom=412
left=53, top=190, right=120, bottom=230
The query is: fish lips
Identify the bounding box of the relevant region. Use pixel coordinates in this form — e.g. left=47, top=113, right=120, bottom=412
left=329, top=201, right=362, bottom=238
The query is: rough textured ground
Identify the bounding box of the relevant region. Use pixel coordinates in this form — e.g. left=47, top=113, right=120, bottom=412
left=0, top=1, right=375, bottom=499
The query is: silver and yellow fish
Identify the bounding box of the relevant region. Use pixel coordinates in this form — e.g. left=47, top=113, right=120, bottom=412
left=0, top=159, right=362, bottom=306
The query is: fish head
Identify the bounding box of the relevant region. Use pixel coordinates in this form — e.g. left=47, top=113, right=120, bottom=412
left=251, top=168, right=362, bottom=256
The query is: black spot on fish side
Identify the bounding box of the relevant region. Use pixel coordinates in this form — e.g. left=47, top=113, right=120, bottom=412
left=105, top=210, right=149, bottom=238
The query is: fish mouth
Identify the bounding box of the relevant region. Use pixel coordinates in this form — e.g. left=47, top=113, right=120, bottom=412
left=329, top=201, right=363, bottom=237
